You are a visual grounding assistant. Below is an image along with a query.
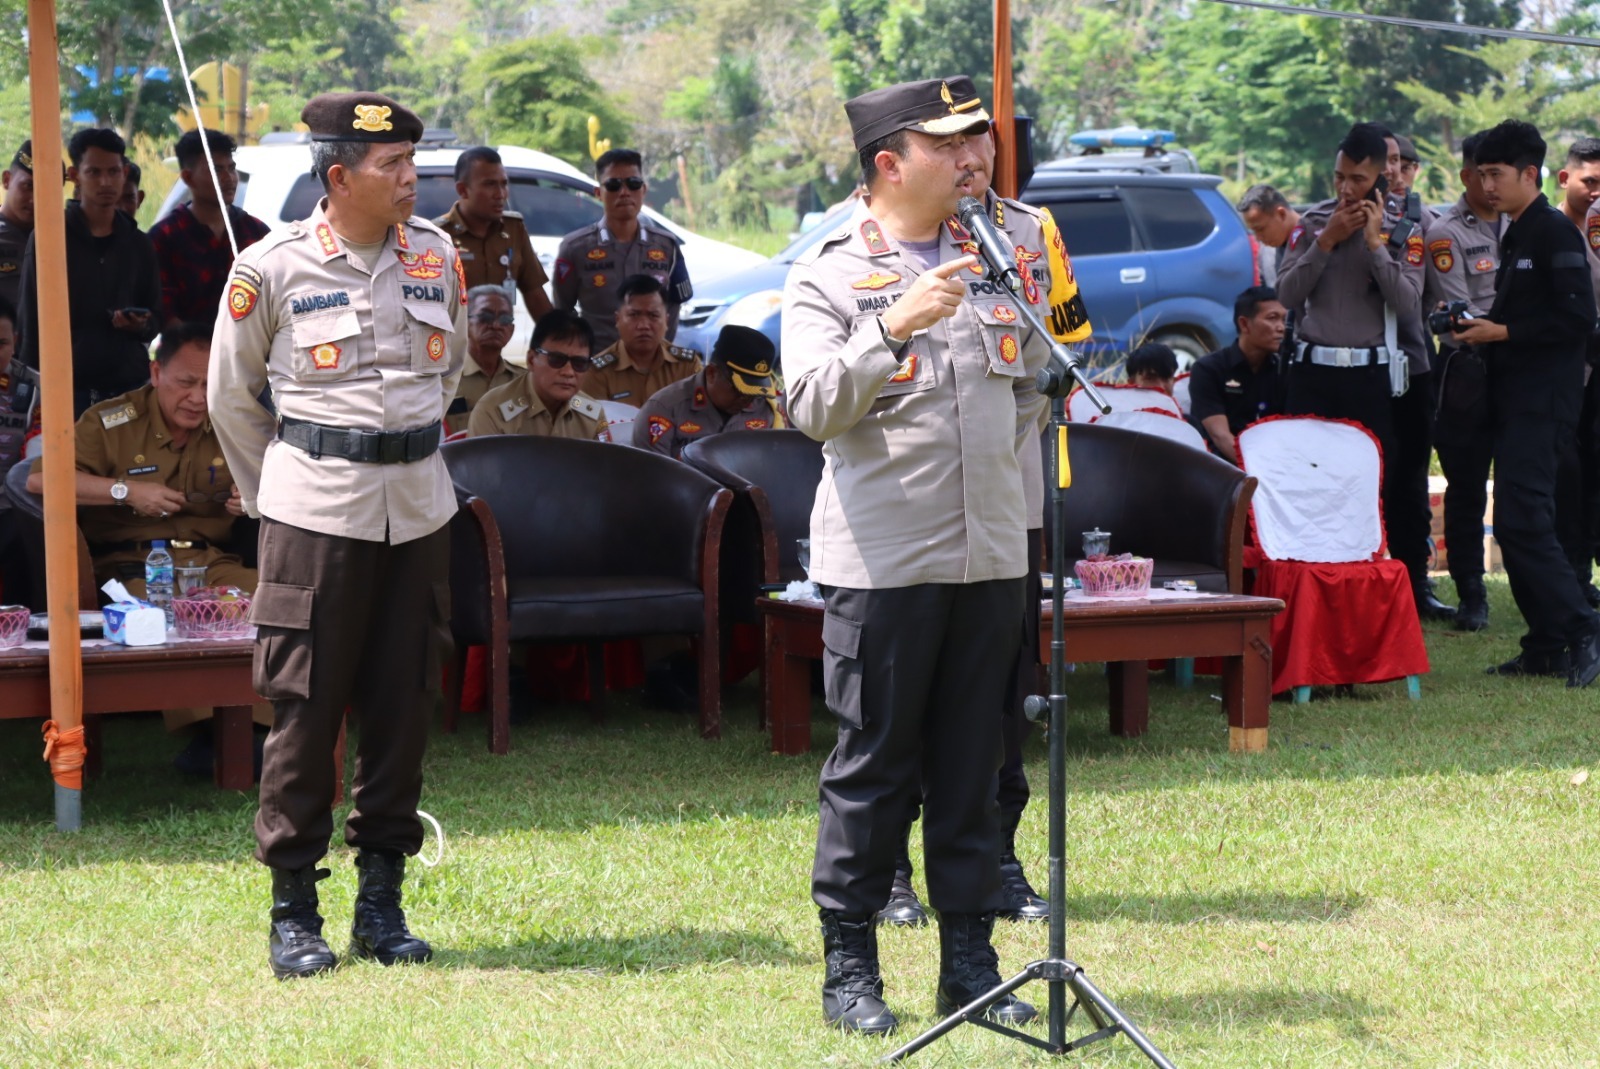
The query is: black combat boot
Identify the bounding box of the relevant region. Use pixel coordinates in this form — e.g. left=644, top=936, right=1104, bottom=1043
left=995, top=809, right=1049, bottom=923
left=349, top=850, right=432, bottom=966
left=819, top=909, right=900, bottom=1034
left=268, top=865, right=337, bottom=980
left=1414, top=578, right=1456, bottom=623
left=1453, top=576, right=1488, bottom=632
left=1486, top=650, right=1570, bottom=677
left=935, top=911, right=1037, bottom=1024
left=876, top=835, right=928, bottom=928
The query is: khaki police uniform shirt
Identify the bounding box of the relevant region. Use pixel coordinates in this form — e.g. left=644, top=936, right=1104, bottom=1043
left=38, top=383, right=239, bottom=551
left=1277, top=198, right=1426, bottom=349
left=579, top=338, right=701, bottom=409
left=446, top=356, right=519, bottom=435
left=552, top=221, right=691, bottom=351
left=1425, top=196, right=1502, bottom=317
left=208, top=202, right=467, bottom=544
left=467, top=374, right=609, bottom=440
left=434, top=203, right=549, bottom=306
left=632, top=368, right=785, bottom=457
left=782, top=198, right=1054, bottom=589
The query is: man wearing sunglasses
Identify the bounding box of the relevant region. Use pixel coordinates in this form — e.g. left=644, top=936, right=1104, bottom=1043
left=553, top=148, right=692, bottom=352
left=446, top=285, right=522, bottom=435
left=469, top=309, right=609, bottom=440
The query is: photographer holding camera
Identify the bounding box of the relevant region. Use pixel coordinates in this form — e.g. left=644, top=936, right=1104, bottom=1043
left=1425, top=131, right=1502, bottom=631
left=1449, top=120, right=1600, bottom=685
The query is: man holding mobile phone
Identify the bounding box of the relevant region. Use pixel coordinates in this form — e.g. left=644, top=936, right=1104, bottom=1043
left=1277, top=122, right=1425, bottom=482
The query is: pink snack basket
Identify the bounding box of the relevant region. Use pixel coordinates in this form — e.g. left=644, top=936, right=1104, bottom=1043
left=173, top=587, right=253, bottom=638
left=0, top=605, right=28, bottom=649
left=1073, top=556, right=1154, bottom=598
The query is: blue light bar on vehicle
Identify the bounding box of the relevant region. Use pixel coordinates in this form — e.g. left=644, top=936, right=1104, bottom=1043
left=1069, top=127, right=1177, bottom=149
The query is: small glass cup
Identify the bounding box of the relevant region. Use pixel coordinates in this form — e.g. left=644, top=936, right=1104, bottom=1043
left=796, top=538, right=812, bottom=580
left=175, top=565, right=209, bottom=598
left=1082, top=528, right=1112, bottom=559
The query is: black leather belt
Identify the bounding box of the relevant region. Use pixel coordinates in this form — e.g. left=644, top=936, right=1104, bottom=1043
left=279, top=417, right=442, bottom=464
left=94, top=538, right=209, bottom=555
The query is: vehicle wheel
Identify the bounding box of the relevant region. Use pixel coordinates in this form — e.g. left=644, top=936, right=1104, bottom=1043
left=1149, top=331, right=1210, bottom=372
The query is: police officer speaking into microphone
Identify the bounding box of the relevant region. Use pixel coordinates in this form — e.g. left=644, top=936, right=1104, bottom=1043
left=1448, top=120, right=1600, bottom=684
left=210, top=92, right=467, bottom=979
left=783, top=76, right=1047, bottom=1036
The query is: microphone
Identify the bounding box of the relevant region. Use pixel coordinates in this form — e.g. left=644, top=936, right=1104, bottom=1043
left=956, top=196, right=1022, bottom=294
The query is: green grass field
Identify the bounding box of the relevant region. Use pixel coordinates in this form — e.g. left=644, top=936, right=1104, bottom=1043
left=3, top=576, right=1599, bottom=1068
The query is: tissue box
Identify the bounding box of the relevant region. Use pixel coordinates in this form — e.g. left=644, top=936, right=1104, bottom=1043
left=102, top=601, right=167, bottom=646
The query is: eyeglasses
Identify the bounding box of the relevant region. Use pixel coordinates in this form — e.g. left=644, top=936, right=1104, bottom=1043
left=533, top=348, right=595, bottom=372
left=471, top=313, right=515, bottom=326
left=601, top=177, right=645, bottom=193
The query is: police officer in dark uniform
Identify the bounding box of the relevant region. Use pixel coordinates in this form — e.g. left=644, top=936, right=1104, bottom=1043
left=1451, top=120, right=1600, bottom=684
left=210, top=92, right=467, bottom=978
left=0, top=141, right=33, bottom=311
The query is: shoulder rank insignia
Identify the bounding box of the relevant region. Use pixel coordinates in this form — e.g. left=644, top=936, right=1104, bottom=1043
left=498, top=397, right=531, bottom=423
left=852, top=272, right=901, bottom=291
left=647, top=414, right=673, bottom=445
left=502, top=209, right=523, bottom=220
left=1429, top=238, right=1454, bottom=273
left=994, top=199, right=1006, bottom=228
left=860, top=220, right=891, bottom=256
left=394, top=222, right=410, bottom=250
left=592, top=350, right=618, bottom=369
left=571, top=395, right=601, bottom=419
left=668, top=344, right=700, bottom=363
left=454, top=253, right=468, bottom=305
left=227, top=278, right=259, bottom=321
left=944, top=217, right=971, bottom=242
left=352, top=104, right=394, bottom=133
left=100, top=404, right=136, bottom=429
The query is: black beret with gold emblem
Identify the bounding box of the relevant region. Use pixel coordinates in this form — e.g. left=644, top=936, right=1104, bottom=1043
left=845, top=76, right=990, bottom=152
left=10, top=140, right=32, bottom=174
left=711, top=325, right=778, bottom=397
left=300, top=92, right=423, bottom=144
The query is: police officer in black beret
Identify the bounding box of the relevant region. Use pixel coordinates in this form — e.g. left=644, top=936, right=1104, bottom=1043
left=210, top=91, right=467, bottom=979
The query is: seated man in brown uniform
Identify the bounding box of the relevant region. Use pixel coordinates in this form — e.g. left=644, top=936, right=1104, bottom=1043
left=579, top=274, right=701, bottom=408
left=445, top=285, right=521, bottom=435
left=634, top=324, right=785, bottom=457
left=469, top=309, right=609, bottom=440
left=27, top=319, right=266, bottom=762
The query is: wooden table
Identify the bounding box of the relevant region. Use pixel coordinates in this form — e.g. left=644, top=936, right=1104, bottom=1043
left=0, top=634, right=260, bottom=789
left=757, top=592, right=1283, bottom=756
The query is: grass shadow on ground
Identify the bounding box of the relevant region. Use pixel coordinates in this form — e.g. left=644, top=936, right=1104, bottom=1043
left=1062, top=892, right=1362, bottom=926
left=443, top=926, right=805, bottom=972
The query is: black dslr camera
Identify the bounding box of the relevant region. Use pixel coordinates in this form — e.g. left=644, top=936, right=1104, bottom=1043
left=1427, top=299, right=1474, bottom=336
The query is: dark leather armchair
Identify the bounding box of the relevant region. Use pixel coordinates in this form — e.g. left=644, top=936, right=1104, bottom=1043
left=681, top=430, right=824, bottom=624
left=1040, top=422, right=1256, bottom=593
left=442, top=436, right=734, bottom=750
left=4, top=461, right=98, bottom=610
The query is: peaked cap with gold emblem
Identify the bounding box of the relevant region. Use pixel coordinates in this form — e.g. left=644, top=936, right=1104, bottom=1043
left=301, top=92, right=423, bottom=144
left=844, top=75, right=990, bottom=152
left=710, top=324, right=778, bottom=398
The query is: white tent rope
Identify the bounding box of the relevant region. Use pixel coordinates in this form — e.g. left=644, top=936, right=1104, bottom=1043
left=159, top=0, right=238, bottom=258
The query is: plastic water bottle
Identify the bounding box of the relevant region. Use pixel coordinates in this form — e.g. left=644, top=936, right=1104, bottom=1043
left=145, top=540, right=174, bottom=628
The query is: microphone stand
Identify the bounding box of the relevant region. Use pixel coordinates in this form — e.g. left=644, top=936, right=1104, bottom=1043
left=883, top=272, right=1175, bottom=1067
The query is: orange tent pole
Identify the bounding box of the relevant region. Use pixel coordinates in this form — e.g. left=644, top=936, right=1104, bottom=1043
left=28, top=0, right=86, bottom=832
left=991, top=0, right=1018, bottom=199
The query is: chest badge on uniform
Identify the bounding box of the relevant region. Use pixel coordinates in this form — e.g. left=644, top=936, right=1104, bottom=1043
left=586, top=247, right=608, bottom=260
left=744, top=418, right=768, bottom=430
left=993, top=305, right=1016, bottom=323
left=860, top=220, right=891, bottom=256
left=999, top=334, right=1019, bottom=365
left=227, top=279, right=259, bottom=321
left=592, top=273, right=607, bottom=287
left=1014, top=247, right=1042, bottom=304
left=310, top=343, right=342, bottom=370
left=1429, top=238, right=1454, bottom=273
left=1474, top=258, right=1494, bottom=272
left=1404, top=232, right=1424, bottom=266
left=427, top=333, right=446, bottom=362
left=398, top=249, right=445, bottom=280
left=887, top=355, right=919, bottom=384
left=646, top=248, right=667, bottom=262
left=852, top=272, right=901, bottom=291
left=960, top=241, right=985, bottom=274
left=678, top=420, right=702, bottom=434
left=647, top=415, right=672, bottom=444
left=133, top=453, right=145, bottom=464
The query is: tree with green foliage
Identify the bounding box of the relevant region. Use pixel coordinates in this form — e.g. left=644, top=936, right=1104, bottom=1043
left=465, top=37, right=632, bottom=169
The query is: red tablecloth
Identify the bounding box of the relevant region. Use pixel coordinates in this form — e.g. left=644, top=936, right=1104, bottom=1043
left=1253, top=557, right=1429, bottom=692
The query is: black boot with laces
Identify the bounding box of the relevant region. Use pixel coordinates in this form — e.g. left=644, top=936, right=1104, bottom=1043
left=268, top=865, right=337, bottom=980
left=819, top=909, right=900, bottom=1034
left=935, top=911, right=1037, bottom=1024
left=349, top=850, right=432, bottom=966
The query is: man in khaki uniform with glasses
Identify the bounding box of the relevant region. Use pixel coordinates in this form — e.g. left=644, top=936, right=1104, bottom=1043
left=209, top=91, right=465, bottom=982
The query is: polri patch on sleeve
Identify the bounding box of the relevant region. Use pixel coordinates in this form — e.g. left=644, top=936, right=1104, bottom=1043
left=1404, top=232, right=1424, bottom=266
left=228, top=278, right=260, bottom=321
left=1429, top=238, right=1454, bottom=273
left=647, top=415, right=673, bottom=444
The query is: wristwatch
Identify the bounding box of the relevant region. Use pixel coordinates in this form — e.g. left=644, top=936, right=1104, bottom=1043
left=110, top=479, right=129, bottom=504
left=877, top=315, right=910, bottom=355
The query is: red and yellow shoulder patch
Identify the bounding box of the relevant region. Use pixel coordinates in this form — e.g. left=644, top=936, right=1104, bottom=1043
left=1429, top=238, right=1454, bottom=273
left=227, top=279, right=258, bottom=321
left=647, top=415, right=673, bottom=445
left=1588, top=214, right=1600, bottom=249
left=1404, top=232, right=1424, bottom=266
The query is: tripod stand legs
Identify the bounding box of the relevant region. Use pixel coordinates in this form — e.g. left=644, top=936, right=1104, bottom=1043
left=880, top=957, right=1177, bottom=1064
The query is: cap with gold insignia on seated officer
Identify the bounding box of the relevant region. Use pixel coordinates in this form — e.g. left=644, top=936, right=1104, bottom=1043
left=300, top=92, right=424, bottom=144
left=844, top=75, right=991, bottom=152
left=710, top=325, right=778, bottom=398
left=10, top=140, right=32, bottom=174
